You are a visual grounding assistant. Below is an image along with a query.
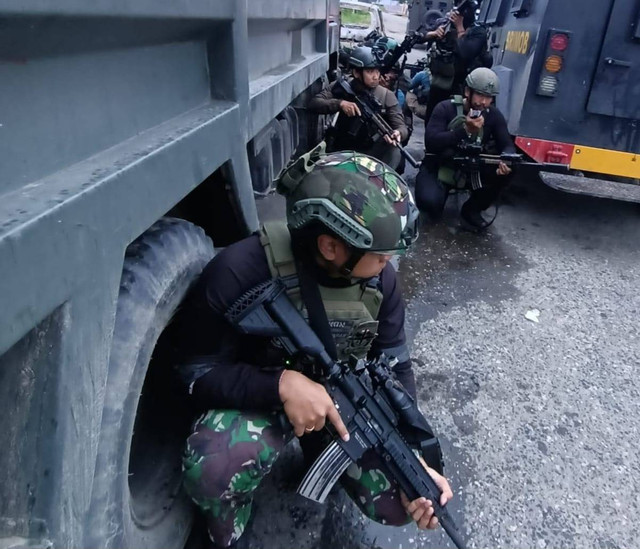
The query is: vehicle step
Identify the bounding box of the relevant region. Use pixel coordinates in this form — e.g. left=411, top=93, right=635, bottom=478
left=539, top=172, right=640, bottom=204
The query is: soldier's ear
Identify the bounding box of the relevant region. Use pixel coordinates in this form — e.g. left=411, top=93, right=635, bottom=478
left=317, top=234, right=344, bottom=262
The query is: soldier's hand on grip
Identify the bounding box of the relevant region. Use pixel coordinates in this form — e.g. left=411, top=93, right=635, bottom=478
left=400, top=463, right=453, bottom=530
left=278, top=369, right=350, bottom=441
left=496, top=160, right=512, bottom=176
left=339, top=100, right=361, bottom=117
left=384, top=130, right=402, bottom=145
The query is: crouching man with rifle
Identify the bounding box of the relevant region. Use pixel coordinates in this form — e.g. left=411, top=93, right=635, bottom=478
left=174, top=143, right=464, bottom=548
left=308, top=46, right=414, bottom=172
left=416, top=67, right=515, bottom=231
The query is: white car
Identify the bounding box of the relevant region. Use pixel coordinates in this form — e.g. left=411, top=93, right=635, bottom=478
left=339, top=0, right=385, bottom=42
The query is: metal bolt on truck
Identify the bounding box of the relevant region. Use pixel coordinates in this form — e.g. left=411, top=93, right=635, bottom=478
left=0, top=1, right=339, bottom=547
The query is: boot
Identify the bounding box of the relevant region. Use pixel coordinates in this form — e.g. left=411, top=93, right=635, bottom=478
left=460, top=203, right=490, bottom=232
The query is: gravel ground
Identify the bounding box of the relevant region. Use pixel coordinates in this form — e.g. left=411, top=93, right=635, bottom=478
left=399, top=160, right=640, bottom=549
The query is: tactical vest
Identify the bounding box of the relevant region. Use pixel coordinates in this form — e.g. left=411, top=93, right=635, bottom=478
left=437, top=95, right=483, bottom=188
left=428, top=38, right=455, bottom=92
left=259, top=221, right=384, bottom=363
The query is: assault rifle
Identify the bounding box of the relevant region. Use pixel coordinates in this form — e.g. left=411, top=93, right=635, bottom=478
left=426, top=0, right=471, bottom=68
left=454, top=143, right=571, bottom=190
left=423, top=0, right=470, bottom=38
left=405, top=56, right=429, bottom=78
left=426, top=142, right=571, bottom=190
left=225, top=278, right=467, bottom=549
left=379, top=25, right=426, bottom=73
left=337, top=78, right=420, bottom=168
left=441, top=0, right=470, bottom=35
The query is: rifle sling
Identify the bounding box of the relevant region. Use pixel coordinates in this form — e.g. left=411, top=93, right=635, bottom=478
left=295, top=255, right=338, bottom=362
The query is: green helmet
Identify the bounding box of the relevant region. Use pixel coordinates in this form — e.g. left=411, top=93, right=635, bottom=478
left=276, top=143, right=419, bottom=254
left=465, top=67, right=500, bottom=96
left=372, top=36, right=399, bottom=68
left=349, top=46, right=380, bottom=69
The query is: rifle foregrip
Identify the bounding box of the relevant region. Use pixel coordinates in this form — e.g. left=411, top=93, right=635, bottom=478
left=385, top=436, right=467, bottom=549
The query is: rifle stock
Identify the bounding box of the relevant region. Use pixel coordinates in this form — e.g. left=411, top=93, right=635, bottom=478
left=225, top=278, right=467, bottom=549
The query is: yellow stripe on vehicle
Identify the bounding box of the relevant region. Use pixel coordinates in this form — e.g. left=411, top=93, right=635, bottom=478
left=570, top=146, right=640, bottom=179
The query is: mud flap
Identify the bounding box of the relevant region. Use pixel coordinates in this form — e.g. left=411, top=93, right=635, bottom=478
left=539, top=172, right=640, bottom=204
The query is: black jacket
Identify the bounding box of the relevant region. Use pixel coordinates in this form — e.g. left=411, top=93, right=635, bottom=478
left=308, top=77, right=409, bottom=149
left=425, top=99, right=515, bottom=160
left=171, top=234, right=416, bottom=412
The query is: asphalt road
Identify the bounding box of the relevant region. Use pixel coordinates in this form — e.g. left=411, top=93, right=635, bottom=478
left=397, top=119, right=640, bottom=549
left=383, top=11, right=410, bottom=40
left=386, top=14, right=640, bottom=547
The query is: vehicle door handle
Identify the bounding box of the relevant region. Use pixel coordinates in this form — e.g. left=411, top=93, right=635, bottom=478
left=604, top=57, right=631, bottom=68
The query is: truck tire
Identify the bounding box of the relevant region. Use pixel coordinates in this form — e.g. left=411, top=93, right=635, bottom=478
left=86, top=217, right=215, bottom=549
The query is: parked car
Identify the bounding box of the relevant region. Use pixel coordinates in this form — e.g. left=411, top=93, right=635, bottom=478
left=340, top=0, right=385, bottom=42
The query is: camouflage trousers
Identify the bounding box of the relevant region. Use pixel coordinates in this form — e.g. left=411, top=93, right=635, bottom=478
left=182, top=409, right=412, bottom=548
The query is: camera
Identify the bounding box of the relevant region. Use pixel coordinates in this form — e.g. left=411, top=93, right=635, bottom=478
left=469, top=109, right=483, bottom=119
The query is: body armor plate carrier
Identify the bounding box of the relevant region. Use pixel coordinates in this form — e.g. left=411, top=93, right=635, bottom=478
left=260, top=221, right=383, bottom=363
left=438, top=95, right=483, bottom=189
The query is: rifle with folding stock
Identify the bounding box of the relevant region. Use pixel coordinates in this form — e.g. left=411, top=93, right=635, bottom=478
left=337, top=78, right=420, bottom=168
left=225, top=278, right=467, bottom=549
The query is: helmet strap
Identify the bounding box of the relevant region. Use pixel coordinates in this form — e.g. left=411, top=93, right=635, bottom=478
left=339, top=248, right=365, bottom=277
left=463, top=88, right=471, bottom=107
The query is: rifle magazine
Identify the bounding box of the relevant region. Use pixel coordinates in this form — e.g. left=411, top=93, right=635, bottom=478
left=297, top=440, right=352, bottom=503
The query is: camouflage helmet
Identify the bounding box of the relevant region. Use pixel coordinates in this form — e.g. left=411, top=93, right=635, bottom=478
left=349, top=46, right=380, bottom=69
left=372, top=36, right=399, bottom=68
left=276, top=143, right=418, bottom=254
left=465, top=67, right=500, bottom=96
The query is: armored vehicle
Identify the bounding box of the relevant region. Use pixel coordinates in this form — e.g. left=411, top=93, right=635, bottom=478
left=0, top=1, right=339, bottom=547
left=480, top=0, right=640, bottom=202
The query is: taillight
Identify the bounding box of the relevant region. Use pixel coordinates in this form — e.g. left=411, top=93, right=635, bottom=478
left=536, top=30, right=571, bottom=97
left=538, top=75, right=559, bottom=95
left=550, top=33, right=569, bottom=52
left=544, top=55, right=563, bottom=72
